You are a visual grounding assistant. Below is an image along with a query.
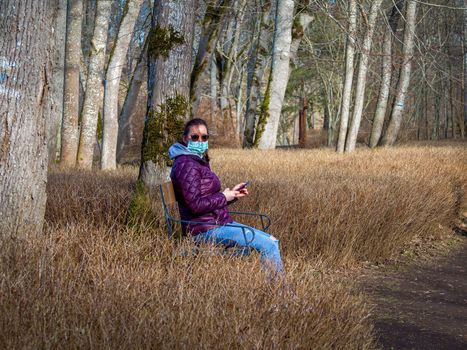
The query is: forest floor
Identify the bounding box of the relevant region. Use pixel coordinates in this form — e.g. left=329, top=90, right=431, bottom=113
left=360, top=229, right=467, bottom=350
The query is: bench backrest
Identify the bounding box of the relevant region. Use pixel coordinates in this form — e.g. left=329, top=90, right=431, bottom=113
left=159, top=181, right=181, bottom=239
left=160, top=181, right=176, bottom=207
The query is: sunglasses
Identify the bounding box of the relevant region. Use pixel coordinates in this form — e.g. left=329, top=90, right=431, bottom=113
left=190, top=134, right=209, bottom=142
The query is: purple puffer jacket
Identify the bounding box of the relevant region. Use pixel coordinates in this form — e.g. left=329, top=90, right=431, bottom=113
left=170, top=153, right=233, bottom=236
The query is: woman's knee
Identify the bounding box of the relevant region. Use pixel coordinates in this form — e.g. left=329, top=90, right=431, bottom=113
left=270, top=235, right=278, bottom=242
left=259, top=236, right=280, bottom=254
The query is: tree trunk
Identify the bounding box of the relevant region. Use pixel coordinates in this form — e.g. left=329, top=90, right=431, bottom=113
left=369, top=1, right=404, bottom=148
left=382, top=0, right=418, bottom=146
left=216, top=0, right=247, bottom=142
left=82, top=0, right=97, bottom=69
left=311, top=102, right=315, bottom=129
left=101, top=0, right=143, bottom=170
left=257, top=0, right=295, bottom=149
left=464, top=0, right=467, bottom=134
left=235, top=66, right=246, bottom=143
left=190, top=0, right=229, bottom=116
left=369, top=27, right=391, bottom=148
left=60, top=0, right=83, bottom=166
left=322, top=81, right=335, bottom=147
left=139, top=0, right=195, bottom=189
left=116, top=42, right=148, bottom=163
left=46, top=0, right=67, bottom=164
left=299, top=95, right=308, bottom=148
left=226, top=0, right=248, bottom=144
left=336, top=0, right=357, bottom=153
left=290, top=10, right=313, bottom=148
left=445, top=29, right=456, bottom=138
left=417, top=93, right=422, bottom=140
left=433, top=89, right=440, bottom=140
left=288, top=10, right=313, bottom=78
left=424, top=83, right=429, bottom=139
left=0, top=0, right=57, bottom=237
left=444, top=85, right=449, bottom=139
left=345, top=0, right=382, bottom=153
left=243, top=0, right=272, bottom=148
left=210, top=55, right=218, bottom=134
left=77, top=0, right=112, bottom=168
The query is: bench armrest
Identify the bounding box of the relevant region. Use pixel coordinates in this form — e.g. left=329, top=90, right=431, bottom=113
left=166, top=216, right=256, bottom=246
left=228, top=211, right=271, bottom=232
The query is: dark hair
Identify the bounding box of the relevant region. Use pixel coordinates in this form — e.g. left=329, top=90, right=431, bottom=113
left=183, top=118, right=209, bottom=136
left=182, top=118, right=210, bottom=162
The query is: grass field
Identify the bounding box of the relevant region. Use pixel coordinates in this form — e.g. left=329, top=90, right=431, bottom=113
left=1, top=142, right=465, bottom=349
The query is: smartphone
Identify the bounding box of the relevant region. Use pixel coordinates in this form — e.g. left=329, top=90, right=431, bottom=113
left=237, top=182, right=250, bottom=190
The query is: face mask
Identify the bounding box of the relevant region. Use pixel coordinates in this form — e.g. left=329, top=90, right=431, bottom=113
left=187, top=140, right=209, bottom=155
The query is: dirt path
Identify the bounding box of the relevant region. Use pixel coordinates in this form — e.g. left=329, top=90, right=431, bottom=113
left=361, top=237, right=467, bottom=350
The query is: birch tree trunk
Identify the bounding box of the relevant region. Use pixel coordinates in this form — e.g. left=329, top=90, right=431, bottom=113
left=336, top=0, right=357, bottom=153
left=77, top=0, right=112, bottom=168
left=116, top=43, right=147, bottom=163
left=235, top=66, right=246, bottom=142
left=0, top=0, right=57, bottom=237
left=257, top=0, right=295, bottom=149
left=369, top=26, right=392, bottom=148
left=47, top=0, right=67, bottom=164
left=138, top=0, right=195, bottom=189
left=243, top=0, right=272, bottom=147
left=369, top=0, right=405, bottom=148
left=210, top=55, right=218, bottom=133
left=289, top=11, right=313, bottom=77
left=382, top=0, right=417, bottom=146
left=60, top=0, right=83, bottom=166
left=344, top=0, right=382, bottom=153
left=101, top=0, right=143, bottom=170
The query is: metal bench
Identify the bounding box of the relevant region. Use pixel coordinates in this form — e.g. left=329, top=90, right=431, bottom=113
left=159, top=181, right=271, bottom=252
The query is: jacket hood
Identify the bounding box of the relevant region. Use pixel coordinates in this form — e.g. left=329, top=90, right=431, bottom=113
left=168, top=142, right=203, bottom=160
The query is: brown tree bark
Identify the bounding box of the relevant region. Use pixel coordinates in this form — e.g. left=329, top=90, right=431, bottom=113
left=0, top=0, right=57, bottom=237
left=299, top=96, right=308, bottom=148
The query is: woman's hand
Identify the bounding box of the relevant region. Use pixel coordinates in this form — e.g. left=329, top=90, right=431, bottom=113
left=232, top=183, right=249, bottom=197
left=222, top=188, right=239, bottom=201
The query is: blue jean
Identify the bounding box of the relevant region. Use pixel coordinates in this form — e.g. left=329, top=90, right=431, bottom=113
left=193, top=221, right=284, bottom=274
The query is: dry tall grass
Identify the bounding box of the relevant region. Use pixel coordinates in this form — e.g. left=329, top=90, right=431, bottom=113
left=214, top=143, right=466, bottom=265
left=1, top=142, right=465, bottom=349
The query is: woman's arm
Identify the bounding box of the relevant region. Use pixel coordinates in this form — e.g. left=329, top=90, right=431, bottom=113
left=175, top=163, right=227, bottom=215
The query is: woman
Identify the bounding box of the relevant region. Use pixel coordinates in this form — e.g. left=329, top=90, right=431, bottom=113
left=168, top=118, right=283, bottom=274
